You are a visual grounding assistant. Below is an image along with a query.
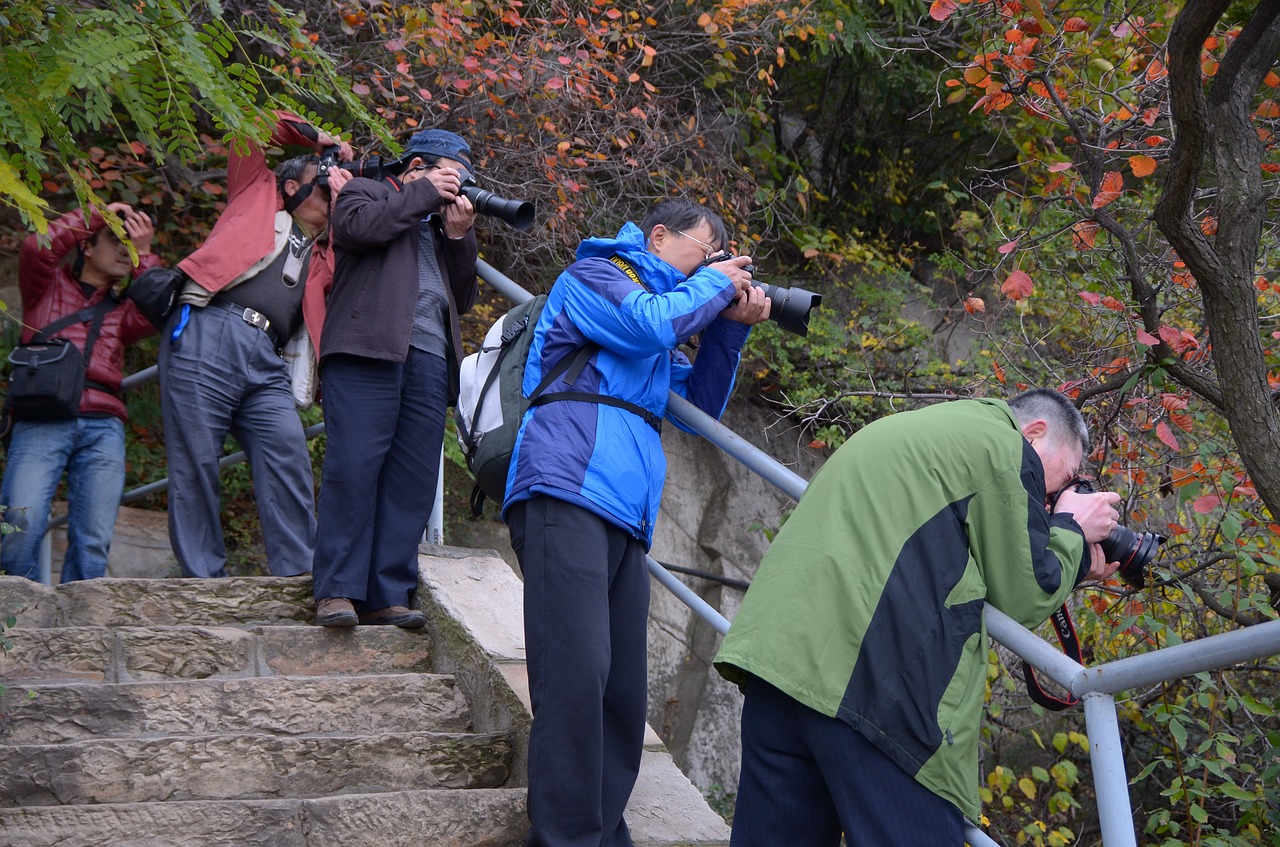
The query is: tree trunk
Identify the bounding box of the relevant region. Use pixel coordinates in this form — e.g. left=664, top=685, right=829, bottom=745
left=1155, top=2, right=1280, bottom=518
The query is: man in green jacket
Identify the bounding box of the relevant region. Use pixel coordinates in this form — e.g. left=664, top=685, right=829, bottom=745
left=714, top=389, right=1122, bottom=846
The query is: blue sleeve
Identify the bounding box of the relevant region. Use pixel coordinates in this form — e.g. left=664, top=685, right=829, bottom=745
left=669, top=317, right=752, bottom=429
left=559, top=259, right=737, bottom=357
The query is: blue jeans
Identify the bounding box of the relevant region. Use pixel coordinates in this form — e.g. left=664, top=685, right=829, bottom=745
left=0, top=417, right=126, bottom=582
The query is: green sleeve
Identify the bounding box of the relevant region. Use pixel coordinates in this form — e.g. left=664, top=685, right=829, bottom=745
left=967, top=461, right=1086, bottom=629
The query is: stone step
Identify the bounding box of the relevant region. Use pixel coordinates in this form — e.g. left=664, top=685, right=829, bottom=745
left=0, top=623, right=432, bottom=684
left=0, top=674, right=472, bottom=744
left=0, top=787, right=528, bottom=847
left=1, top=730, right=513, bottom=806
left=0, top=574, right=317, bottom=628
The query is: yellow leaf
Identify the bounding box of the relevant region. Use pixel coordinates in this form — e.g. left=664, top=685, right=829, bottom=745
left=1019, top=777, right=1037, bottom=799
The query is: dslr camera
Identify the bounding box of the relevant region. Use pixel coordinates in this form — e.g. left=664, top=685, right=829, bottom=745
left=1065, top=479, right=1164, bottom=588
left=699, top=253, right=822, bottom=337
left=315, top=148, right=535, bottom=231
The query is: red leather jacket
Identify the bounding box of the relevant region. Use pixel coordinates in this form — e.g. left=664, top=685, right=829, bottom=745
left=17, top=209, right=159, bottom=420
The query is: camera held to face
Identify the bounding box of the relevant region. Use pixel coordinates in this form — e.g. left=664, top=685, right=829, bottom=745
left=315, top=149, right=535, bottom=230
left=698, top=253, right=823, bottom=337
left=1067, top=479, right=1165, bottom=588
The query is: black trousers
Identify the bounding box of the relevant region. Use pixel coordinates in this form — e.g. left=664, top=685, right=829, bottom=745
left=730, top=675, right=965, bottom=847
left=507, top=497, right=650, bottom=847
left=312, top=350, right=448, bottom=610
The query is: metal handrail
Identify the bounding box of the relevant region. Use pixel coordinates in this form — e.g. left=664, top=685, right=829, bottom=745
left=473, top=258, right=1280, bottom=847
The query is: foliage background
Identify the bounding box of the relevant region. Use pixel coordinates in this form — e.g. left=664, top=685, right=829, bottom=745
left=2, top=0, right=1280, bottom=844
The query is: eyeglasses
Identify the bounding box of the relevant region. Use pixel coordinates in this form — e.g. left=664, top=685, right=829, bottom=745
left=675, top=229, right=719, bottom=261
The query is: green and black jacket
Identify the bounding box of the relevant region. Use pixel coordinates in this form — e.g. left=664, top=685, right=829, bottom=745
left=715, top=399, right=1089, bottom=820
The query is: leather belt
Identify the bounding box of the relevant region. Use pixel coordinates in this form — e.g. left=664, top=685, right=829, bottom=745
left=207, top=299, right=283, bottom=351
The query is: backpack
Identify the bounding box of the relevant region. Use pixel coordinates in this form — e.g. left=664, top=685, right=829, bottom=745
left=455, top=294, right=661, bottom=515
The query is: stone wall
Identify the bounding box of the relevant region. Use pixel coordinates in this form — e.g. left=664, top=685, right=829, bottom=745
left=647, top=401, right=825, bottom=796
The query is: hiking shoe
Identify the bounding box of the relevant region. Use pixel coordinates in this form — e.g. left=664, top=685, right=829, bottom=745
left=358, top=605, right=426, bottom=629
left=315, top=597, right=358, bottom=628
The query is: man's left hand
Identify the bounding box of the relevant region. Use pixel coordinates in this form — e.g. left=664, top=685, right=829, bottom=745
left=443, top=193, right=476, bottom=239
left=721, top=282, right=770, bottom=326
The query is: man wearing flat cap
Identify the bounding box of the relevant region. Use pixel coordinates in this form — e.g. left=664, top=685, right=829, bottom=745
left=311, top=128, right=480, bottom=628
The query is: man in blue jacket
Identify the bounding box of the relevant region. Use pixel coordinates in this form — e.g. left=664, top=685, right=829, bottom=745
left=503, top=198, right=770, bottom=847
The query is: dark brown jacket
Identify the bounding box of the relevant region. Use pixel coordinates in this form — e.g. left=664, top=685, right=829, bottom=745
left=324, top=175, right=479, bottom=400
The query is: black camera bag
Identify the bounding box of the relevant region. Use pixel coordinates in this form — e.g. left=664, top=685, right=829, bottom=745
left=6, top=299, right=117, bottom=421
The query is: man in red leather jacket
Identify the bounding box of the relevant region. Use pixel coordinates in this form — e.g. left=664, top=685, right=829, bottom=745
left=2, top=203, right=159, bottom=582
left=160, top=112, right=351, bottom=579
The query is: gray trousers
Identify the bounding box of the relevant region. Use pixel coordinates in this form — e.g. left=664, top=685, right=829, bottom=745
left=158, top=304, right=315, bottom=578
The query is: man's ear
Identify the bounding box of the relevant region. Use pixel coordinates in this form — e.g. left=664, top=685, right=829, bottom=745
left=283, top=179, right=300, bottom=201
left=1021, top=419, right=1049, bottom=441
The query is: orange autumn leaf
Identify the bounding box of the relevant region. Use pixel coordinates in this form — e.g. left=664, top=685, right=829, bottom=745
left=1129, top=154, right=1158, bottom=177
left=1002, top=270, right=1034, bottom=300
left=964, top=65, right=991, bottom=86
left=1267, top=71, right=1280, bottom=88
left=1072, top=220, right=1099, bottom=249
left=1259, top=100, right=1280, bottom=119
left=1146, top=59, right=1167, bottom=81
left=1155, top=421, right=1180, bottom=451
left=1063, top=16, right=1088, bottom=33
left=1092, top=170, right=1124, bottom=208
left=965, top=296, right=986, bottom=314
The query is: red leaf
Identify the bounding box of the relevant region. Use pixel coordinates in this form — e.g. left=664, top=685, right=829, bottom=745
left=1063, top=17, right=1088, bottom=33
left=930, top=0, right=960, bottom=22
left=1136, top=329, right=1160, bottom=346
left=1047, top=161, right=1073, bottom=172
left=1192, top=494, right=1221, bottom=514
left=1155, top=421, right=1180, bottom=451
left=998, top=239, right=1019, bottom=254
left=1001, top=270, right=1034, bottom=301
left=1077, top=290, right=1101, bottom=306
left=964, top=296, right=986, bottom=314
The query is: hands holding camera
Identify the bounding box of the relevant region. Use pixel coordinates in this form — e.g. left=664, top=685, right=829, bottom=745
left=708, top=254, right=771, bottom=326
left=104, top=202, right=155, bottom=256
left=1053, top=485, right=1123, bottom=581
left=403, top=162, right=477, bottom=239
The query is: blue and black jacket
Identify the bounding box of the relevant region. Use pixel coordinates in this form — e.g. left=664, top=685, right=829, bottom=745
left=502, top=222, right=750, bottom=547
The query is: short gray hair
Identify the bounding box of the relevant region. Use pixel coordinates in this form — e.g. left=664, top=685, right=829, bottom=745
left=1008, top=388, right=1090, bottom=451
left=275, top=154, right=319, bottom=197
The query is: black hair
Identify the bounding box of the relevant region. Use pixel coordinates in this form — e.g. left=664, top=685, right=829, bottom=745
left=639, top=198, right=729, bottom=253
left=71, top=226, right=117, bottom=280
left=1009, top=388, right=1090, bottom=452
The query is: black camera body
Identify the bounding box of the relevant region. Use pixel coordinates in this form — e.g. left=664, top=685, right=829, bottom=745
left=699, top=254, right=822, bottom=336
left=1068, top=479, right=1164, bottom=588
left=315, top=149, right=404, bottom=187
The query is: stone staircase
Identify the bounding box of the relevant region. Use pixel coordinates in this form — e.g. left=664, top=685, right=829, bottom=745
left=0, top=546, right=731, bottom=847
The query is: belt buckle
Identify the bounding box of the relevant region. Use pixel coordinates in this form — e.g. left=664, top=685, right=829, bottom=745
left=241, top=308, right=270, bottom=333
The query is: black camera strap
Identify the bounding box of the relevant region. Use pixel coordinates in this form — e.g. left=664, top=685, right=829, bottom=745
left=1021, top=604, right=1083, bottom=711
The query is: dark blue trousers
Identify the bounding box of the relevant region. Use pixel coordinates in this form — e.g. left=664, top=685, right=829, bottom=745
left=507, top=497, right=650, bottom=847
left=730, top=675, right=965, bottom=846
left=312, top=350, right=448, bottom=611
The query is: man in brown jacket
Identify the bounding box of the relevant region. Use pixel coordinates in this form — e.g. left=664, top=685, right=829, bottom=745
left=311, top=129, right=479, bottom=627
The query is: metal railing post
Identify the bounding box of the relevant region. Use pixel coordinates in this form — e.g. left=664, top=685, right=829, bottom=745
left=1083, top=692, right=1138, bottom=847
left=38, top=516, right=52, bottom=585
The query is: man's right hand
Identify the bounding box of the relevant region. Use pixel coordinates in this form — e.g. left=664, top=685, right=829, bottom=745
left=1053, top=487, right=1122, bottom=545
